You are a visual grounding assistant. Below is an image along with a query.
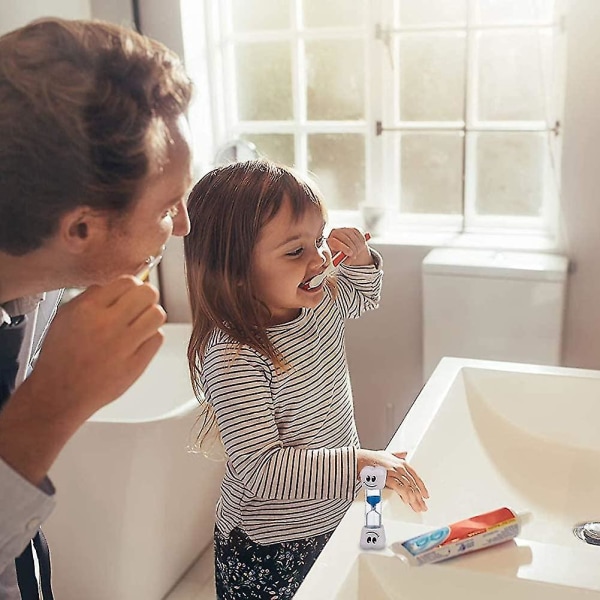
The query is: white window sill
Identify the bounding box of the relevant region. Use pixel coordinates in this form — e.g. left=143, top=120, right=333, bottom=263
left=327, top=211, right=564, bottom=254
left=367, top=231, right=562, bottom=253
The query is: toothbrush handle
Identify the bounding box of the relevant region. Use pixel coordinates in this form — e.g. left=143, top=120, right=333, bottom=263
left=331, top=232, right=372, bottom=267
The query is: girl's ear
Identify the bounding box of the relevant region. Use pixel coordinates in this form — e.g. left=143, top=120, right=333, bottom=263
left=58, top=207, right=110, bottom=254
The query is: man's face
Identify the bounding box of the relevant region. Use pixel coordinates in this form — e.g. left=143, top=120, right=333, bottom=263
left=83, top=115, right=193, bottom=284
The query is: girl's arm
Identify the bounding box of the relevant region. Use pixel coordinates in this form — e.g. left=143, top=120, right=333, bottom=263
left=326, top=227, right=383, bottom=319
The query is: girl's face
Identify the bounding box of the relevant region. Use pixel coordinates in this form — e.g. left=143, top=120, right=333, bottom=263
left=251, top=197, right=329, bottom=326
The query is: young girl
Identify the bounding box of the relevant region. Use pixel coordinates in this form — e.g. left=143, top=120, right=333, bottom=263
left=184, top=159, right=428, bottom=599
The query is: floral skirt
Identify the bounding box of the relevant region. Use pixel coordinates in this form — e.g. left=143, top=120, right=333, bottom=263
left=214, top=526, right=333, bottom=600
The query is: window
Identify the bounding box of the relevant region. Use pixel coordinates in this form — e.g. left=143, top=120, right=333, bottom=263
left=181, top=0, right=566, bottom=241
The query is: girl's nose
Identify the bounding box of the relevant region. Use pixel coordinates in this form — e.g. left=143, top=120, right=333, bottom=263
left=310, top=245, right=328, bottom=268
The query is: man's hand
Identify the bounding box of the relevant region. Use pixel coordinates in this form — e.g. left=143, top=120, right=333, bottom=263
left=31, top=276, right=166, bottom=419
left=0, top=276, right=166, bottom=485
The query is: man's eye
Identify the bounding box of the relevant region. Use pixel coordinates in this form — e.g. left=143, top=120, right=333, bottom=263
left=163, top=205, right=179, bottom=219
left=286, top=247, right=303, bottom=257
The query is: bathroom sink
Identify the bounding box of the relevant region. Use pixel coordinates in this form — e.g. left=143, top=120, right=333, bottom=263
left=296, top=358, right=600, bottom=599
left=386, top=361, right=600, bottom=551
left=336, top=546, right=597, bottom=600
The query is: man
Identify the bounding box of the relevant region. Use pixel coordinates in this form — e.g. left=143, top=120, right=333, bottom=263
left=0, top=18, right=194, bottom=598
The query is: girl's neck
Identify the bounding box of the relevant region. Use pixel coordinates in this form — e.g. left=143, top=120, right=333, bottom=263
left=267, top=307, right=302, bottom=327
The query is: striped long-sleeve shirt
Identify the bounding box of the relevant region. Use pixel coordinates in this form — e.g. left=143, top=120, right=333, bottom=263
left=200, top=251, right=383, bottom=544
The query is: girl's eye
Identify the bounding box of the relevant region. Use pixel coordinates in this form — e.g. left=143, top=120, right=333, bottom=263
left=316, top=236, right=325, bottom=248
left=286, top=247, right=303, bottom=257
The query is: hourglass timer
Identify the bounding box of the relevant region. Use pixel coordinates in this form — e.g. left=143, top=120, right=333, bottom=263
left=359, top=466, right=387, bottom=550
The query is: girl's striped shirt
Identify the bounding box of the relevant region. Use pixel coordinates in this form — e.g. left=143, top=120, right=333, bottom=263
left=200, top=252, right=383, bottom=544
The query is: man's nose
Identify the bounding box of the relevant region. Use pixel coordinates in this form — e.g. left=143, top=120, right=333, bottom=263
left=172, top=205, right=191, bottom=237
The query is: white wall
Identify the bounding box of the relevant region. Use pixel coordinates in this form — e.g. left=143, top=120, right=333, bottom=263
left=89, top=0, right=134, bottom=28
left=0, top=0, right=91, bottom=35
left=560, top=0, right=600, bottom=371
left=137, top=0, right=184, bottom=58
left=0, top=0, right=136, bottom=36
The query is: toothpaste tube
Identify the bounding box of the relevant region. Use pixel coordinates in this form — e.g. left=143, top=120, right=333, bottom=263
left=392, top=507, right=525, bottom=566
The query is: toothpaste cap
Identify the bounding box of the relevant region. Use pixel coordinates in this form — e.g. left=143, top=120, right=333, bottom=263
left=516, top=510, right=533, bottom=528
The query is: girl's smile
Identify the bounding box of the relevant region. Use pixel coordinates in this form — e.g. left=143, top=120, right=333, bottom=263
left=299, top=279, right=325, bottom=293
left=252, top=197, right=329, bottom=325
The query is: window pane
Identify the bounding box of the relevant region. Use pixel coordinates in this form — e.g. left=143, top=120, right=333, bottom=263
left=475, top=133, right=546, bottom=217
left=398, top=33, right=466, bottom=122
left=307, top=134, right=365, bottom=210
left=306, top=40, right=365, bottom=121
left=475, top=0, right=554, bottom=24
left=398, top=0, right=467, bottom=26
left=236, top=43, right=292, bottom=120
left=242, top=134, right=295, bottom=166
left=477, top=31, right=550, bottom=122
left=231, top=0, right=290, bottom=32
left=303, top=0, right=365, bottom=28
left=400, top=133, right=464, bottom=214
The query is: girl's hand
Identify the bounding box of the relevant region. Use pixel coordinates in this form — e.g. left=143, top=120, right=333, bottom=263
left=326, top=228, right=372, bottom=267
left=357, top=449, right=429, bottom=513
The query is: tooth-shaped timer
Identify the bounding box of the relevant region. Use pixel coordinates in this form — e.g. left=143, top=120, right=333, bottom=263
left=359, top=465, right=387, bottom=550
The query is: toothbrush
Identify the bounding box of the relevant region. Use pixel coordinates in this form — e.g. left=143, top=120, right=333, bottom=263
left=300, top=232, right=371, bottom=291
left=136, top=252, right=164, bottom=282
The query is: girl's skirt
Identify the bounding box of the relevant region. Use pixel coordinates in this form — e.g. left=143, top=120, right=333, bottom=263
left=214, top=525, right=332, bottom=599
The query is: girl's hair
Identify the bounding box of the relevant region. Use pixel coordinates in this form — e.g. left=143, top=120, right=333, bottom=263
left=185, top=159, right=327, bottom=397
left=0, top=18, right=192, bottom=255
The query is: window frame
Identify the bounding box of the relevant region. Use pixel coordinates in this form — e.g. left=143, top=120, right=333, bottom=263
left=375, top=0, right=567, bottom=240
left=183, top=0, right=567, bottom=245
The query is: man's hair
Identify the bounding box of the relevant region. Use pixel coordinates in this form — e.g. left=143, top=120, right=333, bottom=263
left=0, top=18, right=193, bottom=255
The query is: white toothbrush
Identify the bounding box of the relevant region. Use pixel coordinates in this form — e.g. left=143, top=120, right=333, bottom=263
left=300, top=232, right=371, bottom=291
left=135, top=250, right=164, bottom=282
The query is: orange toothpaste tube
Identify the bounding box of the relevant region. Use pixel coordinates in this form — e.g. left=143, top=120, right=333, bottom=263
left=393, top=507, right=524, bottom=566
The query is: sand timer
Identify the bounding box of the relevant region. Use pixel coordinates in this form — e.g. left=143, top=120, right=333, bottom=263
left=359, top=466, right=387, bottom=550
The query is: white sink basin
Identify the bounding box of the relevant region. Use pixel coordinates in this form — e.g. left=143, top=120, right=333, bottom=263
left=336, top=547, right=597, bottom=600
left=387, top=363, right=600, bottom=549
left=296, top=358, right=600, bottom=599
